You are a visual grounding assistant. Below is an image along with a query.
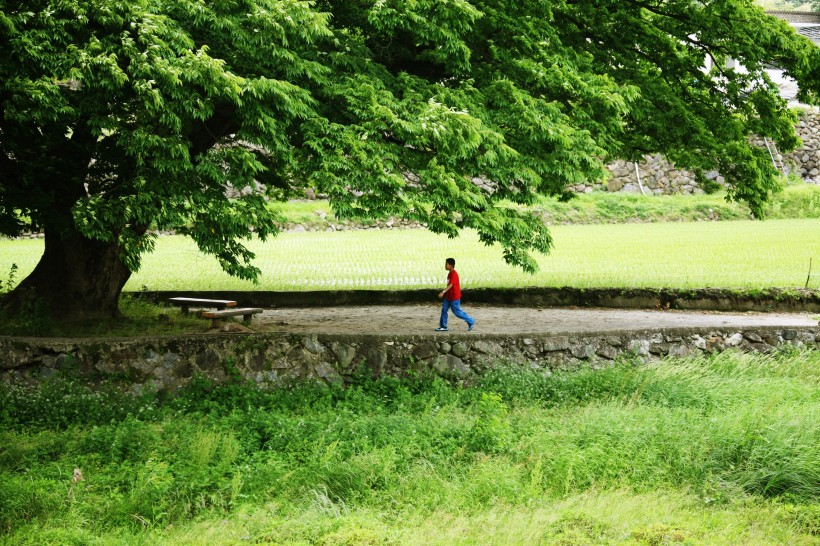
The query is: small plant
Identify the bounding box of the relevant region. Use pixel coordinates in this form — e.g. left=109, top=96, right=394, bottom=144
left=222, top=357, right=243, bottom=384
left=10, top=288, right=53, bottom=335
left=467, top=392, right=512, bottom=453
left=0, top=263, right=18, bottom=293
left=777, top=503, right=820, bottom=536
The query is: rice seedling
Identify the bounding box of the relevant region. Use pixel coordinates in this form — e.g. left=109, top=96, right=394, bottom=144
left=128, top=218, right=818, bottom=290
left=2, top=218, right=817, bottom=292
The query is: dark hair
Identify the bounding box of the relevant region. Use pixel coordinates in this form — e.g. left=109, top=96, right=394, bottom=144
left=446, top=258, right=456, bottom=267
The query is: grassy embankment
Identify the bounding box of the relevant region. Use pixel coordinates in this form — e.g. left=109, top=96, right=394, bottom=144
left=276, top=184, right=820, bottom=227
left=1, top=350, right=818, bottom=545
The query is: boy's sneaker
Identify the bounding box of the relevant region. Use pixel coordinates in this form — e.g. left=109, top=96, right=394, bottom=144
left=435, top=327, right=448, bottom=332
left=468, top=322, right=476, bottom=331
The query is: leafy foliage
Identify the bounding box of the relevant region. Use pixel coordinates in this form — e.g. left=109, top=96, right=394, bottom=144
left=1, top=1, right=820, bottom=313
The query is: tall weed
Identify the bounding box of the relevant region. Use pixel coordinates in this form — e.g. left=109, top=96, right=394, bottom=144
left=0, top=349, right=817, bottom=542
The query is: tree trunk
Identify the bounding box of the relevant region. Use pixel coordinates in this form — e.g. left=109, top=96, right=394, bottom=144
left=4, top=225, right=133, bottom=322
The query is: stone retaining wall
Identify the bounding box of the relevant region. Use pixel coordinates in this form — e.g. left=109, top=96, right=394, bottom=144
left=789, top=111, right=820, bottom=181
left=2, top=327, right=817, bottom=392
left=568, top=109, right=820, bottom=195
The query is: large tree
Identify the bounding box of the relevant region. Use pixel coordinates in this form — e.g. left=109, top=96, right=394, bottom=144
left=1, top=0, right=819, bottom=320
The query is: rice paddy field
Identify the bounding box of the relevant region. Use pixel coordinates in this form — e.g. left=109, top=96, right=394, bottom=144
left=4, top=218, right=818, bottom=291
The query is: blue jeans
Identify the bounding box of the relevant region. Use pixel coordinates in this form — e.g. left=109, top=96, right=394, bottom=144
left=440, top=299, right=475, bottom=329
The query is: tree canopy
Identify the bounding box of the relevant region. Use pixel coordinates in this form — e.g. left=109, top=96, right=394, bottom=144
left=1, top=0, right=819, bottom=319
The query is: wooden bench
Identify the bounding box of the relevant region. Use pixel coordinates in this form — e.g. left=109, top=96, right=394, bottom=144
left=169, top=297, right=237, bottom=314
left=201, top=308, right=263, bottom=327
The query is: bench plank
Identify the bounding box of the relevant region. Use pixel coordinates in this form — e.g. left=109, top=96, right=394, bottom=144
left=201, top=308, right=263, bottom=325
left=170, top=297, right=237, bottom=307
left=169, top=297, right=237, bottom=314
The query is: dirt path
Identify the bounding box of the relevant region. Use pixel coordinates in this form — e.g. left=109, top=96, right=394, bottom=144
left=253, top=304, right=819, bottom=336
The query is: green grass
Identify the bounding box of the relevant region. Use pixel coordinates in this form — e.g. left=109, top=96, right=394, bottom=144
left=530, top=184, right=820, bottom=224
left=1, top=349, right=818, bottom=544
left=1, top=186, right=819, bottom=293
left=0, top=294, right=211, bottom=337
left=104, top=217, right=820, bottom=290
left=2, top=218, right=818, bottom=292
left=273, top=185, right=820, bottom=228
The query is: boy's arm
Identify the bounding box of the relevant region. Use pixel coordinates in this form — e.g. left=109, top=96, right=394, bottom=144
left=438, top=283, right=452, bottom=299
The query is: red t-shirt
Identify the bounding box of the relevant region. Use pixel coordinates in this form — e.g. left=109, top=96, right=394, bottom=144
left=446, top=270, right=462, bottom=301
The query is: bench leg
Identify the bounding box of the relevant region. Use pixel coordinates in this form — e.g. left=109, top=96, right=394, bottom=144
left=243, top=314, right=254, bottom=323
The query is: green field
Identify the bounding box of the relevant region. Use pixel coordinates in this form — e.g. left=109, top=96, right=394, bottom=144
left=4, top=218, right=818, bottom=292
left=2, top=187, right=819, bottom=292
left=1, top=350, right=818, bottom=545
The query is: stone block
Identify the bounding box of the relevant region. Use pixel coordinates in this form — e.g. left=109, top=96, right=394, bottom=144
left=726, top=333, right=744, bottom=347
left=524, top=345, right=541, bottom=356
left=597, top=345, right=619, bottom=360
left=270, top=359, right=290, bottom=370
left=627, top=339, right=650, bottom=356
left=287, top=347, right=308, bottom=361
left=331, top=342, right=357, bottom=368
left=451, top=342, right=469, bottom=358
left=314, top=362, right=343, bottom=386
left=705, top=337, right=725, bottom=353
left=749, top=342, right=773, bottom=354
left=413, top=342, right=438, bottom=360
left=570, top=344, right=597, bottom=359
left=473, top=340, right=502, bottom=355
left=366, top=347, right=388, bottom=374
left=434, top=355, right=470, bottom=378
left=667, top=344, right=692, bottom=358
left=691, top=335, right=707, bottom=350
left=761, top=333, right=779, bottom=346
left=543, top=338, right=572, bottom=351
left=607, top=179, right=625, bottom=192
left=303, top=336, right=326, bottom=355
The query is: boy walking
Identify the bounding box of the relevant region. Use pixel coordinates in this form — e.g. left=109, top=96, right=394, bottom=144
left=436, top=258, right=476, bottom=332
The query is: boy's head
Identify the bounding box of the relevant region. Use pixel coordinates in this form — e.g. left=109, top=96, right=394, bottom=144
left=445, top=258, right=455, bottom=270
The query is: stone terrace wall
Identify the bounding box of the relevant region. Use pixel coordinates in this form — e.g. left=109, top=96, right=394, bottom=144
left=548, top=110, right=820, bottom=196
left=2, top=327, right=817, bottom=392
left=788, top=110, right=820, bottom=181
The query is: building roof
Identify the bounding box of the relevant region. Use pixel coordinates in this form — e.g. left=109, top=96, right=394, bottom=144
left=765, top=10, right=820, bottom=24
left=792, top=23, right=820, bottom=43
